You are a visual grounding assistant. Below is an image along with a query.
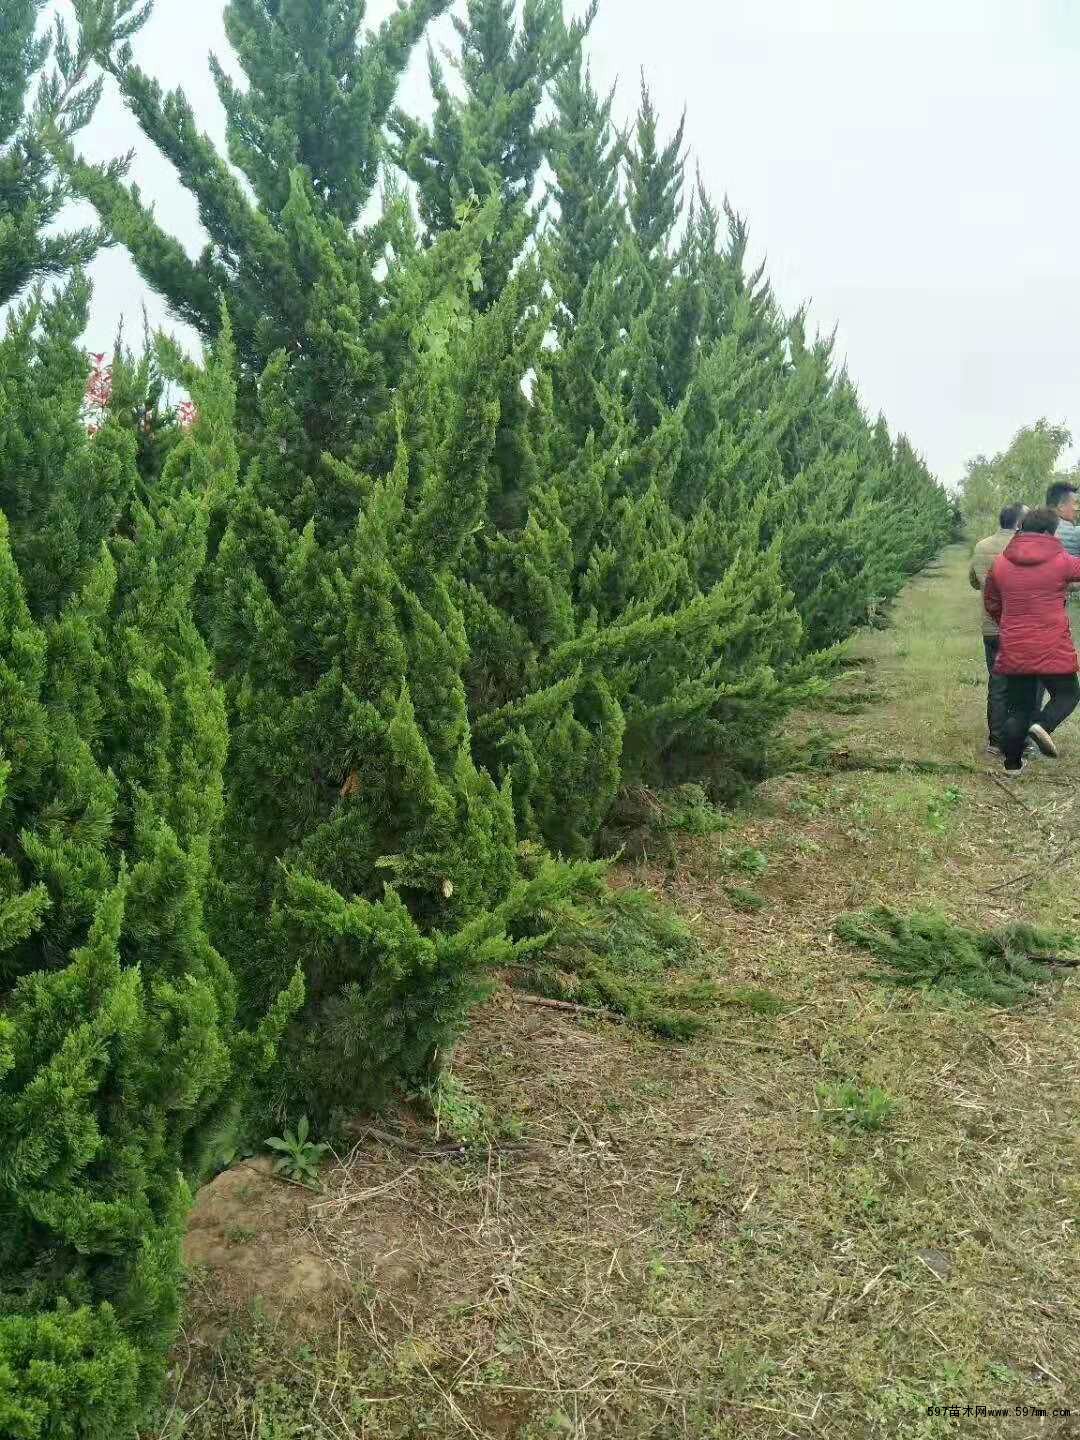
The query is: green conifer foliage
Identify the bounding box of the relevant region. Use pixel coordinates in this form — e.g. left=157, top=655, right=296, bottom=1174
left=206, top=269, right=579, bottom=1116
left=836, top=908, right=1075, bottom=1006
left=61, top=0, right=952, bottom=1098
left=546, top=58, right=625, bottom=333
left=0, top=0, right=103, bottom=306
left=0, top=276, right=129, bottom=619
left=61, top=0, right=586, bottom=1116
left=626, top=80, right=685, bottom=271
left=64, top=0, right=452, bottom=445
left=0, top=289, right=297, bottom=1438
left=391, top=0, right=593, bottom=306
left=453, top=82, right=832, bottom=836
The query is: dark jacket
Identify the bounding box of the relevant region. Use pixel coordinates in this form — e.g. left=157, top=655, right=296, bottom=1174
left=984, top=532, right=1080, bottom=675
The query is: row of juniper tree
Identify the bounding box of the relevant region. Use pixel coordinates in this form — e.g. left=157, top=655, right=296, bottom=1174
left=0, top=0, right=953, bottom=1432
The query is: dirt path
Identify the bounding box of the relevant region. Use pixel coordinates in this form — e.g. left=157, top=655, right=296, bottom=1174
left=170, top=546, right=1080, bottom=1440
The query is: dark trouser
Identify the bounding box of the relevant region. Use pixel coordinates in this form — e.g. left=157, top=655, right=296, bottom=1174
left=1003, top=673, right=1080, bottom=768
left=983, top=638, right=1009, bottom=747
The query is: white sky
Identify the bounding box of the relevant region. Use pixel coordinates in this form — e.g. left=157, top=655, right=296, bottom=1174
left=56, top=0, right=1080, bottom=486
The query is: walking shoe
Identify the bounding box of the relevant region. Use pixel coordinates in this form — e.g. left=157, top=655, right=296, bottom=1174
left=1028, top=724, right=1058, bottom=758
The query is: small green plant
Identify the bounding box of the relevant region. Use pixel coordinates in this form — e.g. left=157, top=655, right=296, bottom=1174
left=422, top=1073, right=499, bottom=1148
left=817, top=1079, right=896, bottom=1131
left=726, top=885, right=766, bottom=913
left=730, top=845, right=769, bottom=876
left=265, top=1116, right=330, bottom=1188
left=215, top=1140, right=255, bottom=1173
left=926, top=785, right=962, bottom=833
left=660, top=783, right=729, bottom=836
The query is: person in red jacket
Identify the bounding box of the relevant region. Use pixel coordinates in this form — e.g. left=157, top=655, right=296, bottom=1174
left=984, top=506, right=1080, bottom=772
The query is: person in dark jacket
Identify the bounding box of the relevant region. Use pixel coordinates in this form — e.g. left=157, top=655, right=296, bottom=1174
left=1047, top=479, right=1080, bottom=558
left=984, top=507, right=1080, bottom=772
left=969, top=501, right=1025, bottom=751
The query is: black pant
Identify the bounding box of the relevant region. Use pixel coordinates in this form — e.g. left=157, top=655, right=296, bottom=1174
left=983, top=639, right=1009, bottom=747
left=1003, top=673, right=1080, bottom=768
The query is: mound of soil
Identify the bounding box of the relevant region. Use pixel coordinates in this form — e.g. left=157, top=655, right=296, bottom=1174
left=183, top=1158, right=347, bottom=1333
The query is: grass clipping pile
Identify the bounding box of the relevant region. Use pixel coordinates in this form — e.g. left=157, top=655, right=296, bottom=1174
left=836, top=906, right=1080, bottom=1004
left=513, top=883, right=723, bottom=1038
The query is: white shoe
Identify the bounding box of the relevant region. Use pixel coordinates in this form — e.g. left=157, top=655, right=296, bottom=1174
left=1028, top=724, right=1058, bottom=758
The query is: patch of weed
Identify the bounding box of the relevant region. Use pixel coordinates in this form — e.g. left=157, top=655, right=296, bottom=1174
left=925, top=785, right=963, bottom=833
left=816, top=1079, right=896, bottom=1131
left=729, top=845, right=769, bottom=876
left=726, top=885, right=767, bottom=913
left=418, top=1072, right=515, bottom=1149
left=717, top=985, right=787, bottom=1016
left=809, top=687, right=884, bottom=715
left=785, top=785, right=827, bottom=819
left=660, top=783, right=730, bottom=837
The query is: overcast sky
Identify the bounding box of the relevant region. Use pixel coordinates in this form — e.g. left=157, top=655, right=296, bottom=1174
left=58, top=0, right=1080, bottom=486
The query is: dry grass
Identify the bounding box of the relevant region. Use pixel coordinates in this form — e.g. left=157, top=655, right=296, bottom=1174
left=158, top=548, right=1080, bottom=1440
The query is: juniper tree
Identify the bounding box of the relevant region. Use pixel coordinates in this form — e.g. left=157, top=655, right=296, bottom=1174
left=207, top=269, right=581, bottom=1114
left=63, top=0, right=954, bottom=1064
left=0, top=0, right=105, bottom=305
left=545, top=57, right=625, bottom=333
left=64, top=0, right=453, bottom=455
left=0, top=285, right=298, bottom=1437
left=391, top=0, right=593, bottom=308
left=61, top=0, right=591, bottom=1116
left=453, top=86, right=824, bottom=841
left=389, top=0, right=594, bottom=545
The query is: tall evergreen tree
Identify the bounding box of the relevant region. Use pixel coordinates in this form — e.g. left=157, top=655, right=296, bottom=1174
left=64, top=0, right=453, bottom=455
left=451, top=83, right=824, bottom=841
left=208, top=270, right=577, bottom=1116
left=63, top=0, right=953, bottom=1104
left=391, top=0, right=593, bottom=306
left=545, top=58, right=625, bottom=333
left=0, top=282, right=298, bottom=1437
left=66, top=0, right=588, bottom=1115
left=0, top=0, right=104, bottom=305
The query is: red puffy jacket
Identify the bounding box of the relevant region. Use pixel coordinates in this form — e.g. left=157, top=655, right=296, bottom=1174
left=984, top=532, right=1080, bottom=675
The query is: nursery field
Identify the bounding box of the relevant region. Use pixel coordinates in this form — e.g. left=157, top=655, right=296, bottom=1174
left=0, top=3, right=1033, bottom=1433
left=163, top=547, right=1080, bottom=1440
